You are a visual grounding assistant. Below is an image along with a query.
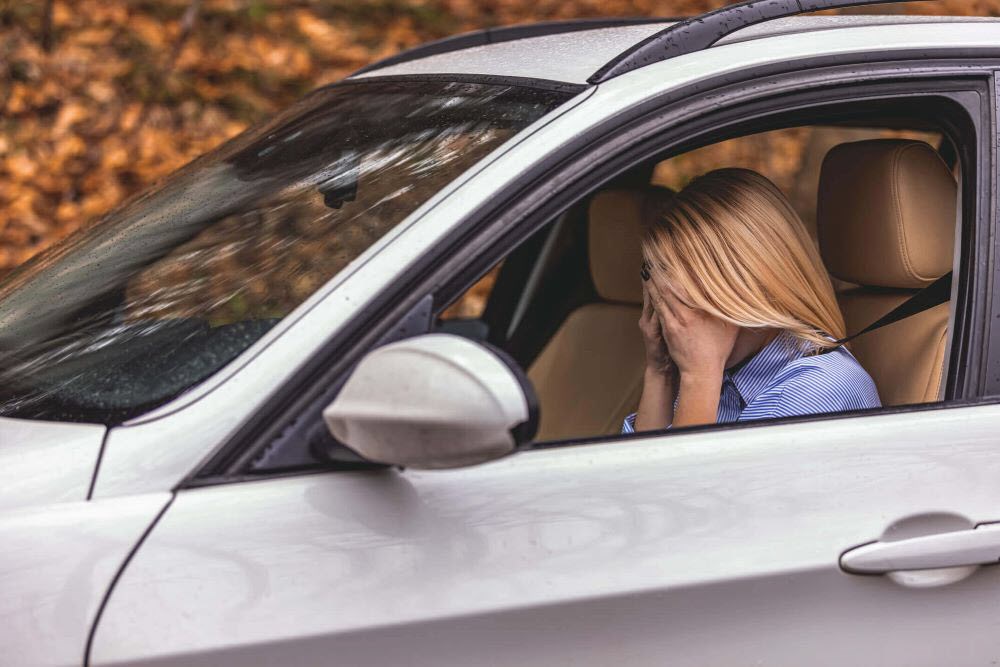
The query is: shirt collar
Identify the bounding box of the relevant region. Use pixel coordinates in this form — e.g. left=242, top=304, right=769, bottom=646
left=725, top=331, right=806, bottom=406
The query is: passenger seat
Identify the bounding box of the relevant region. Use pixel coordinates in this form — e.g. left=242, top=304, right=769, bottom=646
left=817, top=139, right=956, bottom=406
left=528, top=188, right=669, bottom=441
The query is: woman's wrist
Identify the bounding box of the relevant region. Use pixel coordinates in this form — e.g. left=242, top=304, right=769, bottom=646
left=678, top=366, right=725, bottom=387
left=645, top=365, right=678, bottom=392
left=677, top=363, right=726, bottom=384
left=644, top=363, right=673, bottom=380
left=673, top=367, right=724, bottom=428
left=636, top=364, right=678, bottom=432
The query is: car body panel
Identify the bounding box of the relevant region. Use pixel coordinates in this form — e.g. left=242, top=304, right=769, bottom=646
left=89, top=21, right=1000, bottom=500
left=0, top=492, right=170, bottom=667
left=0, top=417, right=104, bottom=509
left=91, top=405, right=1000, bottom=666
left=353, top=16, right=997, bottom=84
left=353, top=23, right=674, bottom=84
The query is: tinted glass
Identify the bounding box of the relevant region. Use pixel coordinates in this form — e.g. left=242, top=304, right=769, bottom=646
left=0, top=79, right=573, bottom=423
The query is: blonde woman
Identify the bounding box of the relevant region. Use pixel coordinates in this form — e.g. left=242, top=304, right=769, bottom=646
left=624, top=168, right=880, bottom=433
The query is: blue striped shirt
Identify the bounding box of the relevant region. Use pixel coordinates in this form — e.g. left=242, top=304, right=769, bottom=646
left=622, top=331, right=881, bottom=433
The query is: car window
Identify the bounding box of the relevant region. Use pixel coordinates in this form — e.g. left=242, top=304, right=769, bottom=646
left=440, top=264, right=503, bottom=320
left=438, top=120, right=963, bottom=443
left=652, top=126, right=941, bottom=239
left=0, top=79, right=574, bottom=423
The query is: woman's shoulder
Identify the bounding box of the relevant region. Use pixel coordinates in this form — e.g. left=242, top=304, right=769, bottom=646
left=769, top=345, right=881, bottom=409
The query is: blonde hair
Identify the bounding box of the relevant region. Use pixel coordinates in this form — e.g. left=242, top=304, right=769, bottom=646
left=642, top=168, right=845, bottom=350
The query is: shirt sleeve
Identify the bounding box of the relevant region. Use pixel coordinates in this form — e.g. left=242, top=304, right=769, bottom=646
left=745, top=364, right=881, bottom=421
left=622, top=413, right=637, bottom=434
left=622, top=413, right=674, bottom=434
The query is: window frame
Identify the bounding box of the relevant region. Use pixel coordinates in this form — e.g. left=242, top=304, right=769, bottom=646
left=986, top=69, right=1000, bottom=397
left=190, top=58, right=999, bottom=486
left=448, top=82, right=991, bottom=452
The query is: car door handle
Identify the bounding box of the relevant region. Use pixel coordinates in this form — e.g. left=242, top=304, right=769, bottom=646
left=841, top=522, right=1000, bottom=574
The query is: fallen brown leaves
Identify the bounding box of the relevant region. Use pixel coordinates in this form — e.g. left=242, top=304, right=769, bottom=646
left=1, top=0, right=998, bottom=279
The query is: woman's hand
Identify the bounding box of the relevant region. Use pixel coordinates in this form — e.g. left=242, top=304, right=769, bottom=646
left=633, top=281, right=678, bottom=431
left=647, top=273, right=737, bottom=427
left=648, top=274, right=737, bottom=379
left=639, top=281, right=672, bottom=375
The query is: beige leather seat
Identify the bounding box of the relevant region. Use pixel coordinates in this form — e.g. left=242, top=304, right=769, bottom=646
left=817, top=139, right=956, bottom=406
left=528, top=189, right=665, bottom=441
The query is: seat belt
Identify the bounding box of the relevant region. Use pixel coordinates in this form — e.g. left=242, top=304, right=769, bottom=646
left=833, top=271, right=952, bottom=347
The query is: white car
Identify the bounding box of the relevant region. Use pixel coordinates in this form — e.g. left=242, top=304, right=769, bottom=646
left=4, top=0, right=1000, bottom=665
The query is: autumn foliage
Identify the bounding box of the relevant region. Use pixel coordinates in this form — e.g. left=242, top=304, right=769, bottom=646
left=1, top=0, right=998, bottom=279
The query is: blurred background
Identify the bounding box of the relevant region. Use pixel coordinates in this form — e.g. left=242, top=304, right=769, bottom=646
left=1, top=0, right=997, bottom=286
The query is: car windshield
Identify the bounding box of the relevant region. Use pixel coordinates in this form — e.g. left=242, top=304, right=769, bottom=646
left=0, top=78, right=574, bottom=423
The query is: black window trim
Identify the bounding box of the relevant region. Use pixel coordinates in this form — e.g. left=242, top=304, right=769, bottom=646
left=341, top=72, right=588, bottom=96
left=987, top=69, right=1000, bottom=395
left=187, top=55, right=999, bottom=488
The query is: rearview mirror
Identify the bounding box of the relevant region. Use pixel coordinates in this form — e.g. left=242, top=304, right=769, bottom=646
left=323, top=334, right=538, bottom=469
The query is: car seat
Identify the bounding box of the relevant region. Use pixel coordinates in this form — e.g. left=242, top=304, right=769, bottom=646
left=528, top=188, right=670, bottom=440
left=817, top=139, right=956, bottom=406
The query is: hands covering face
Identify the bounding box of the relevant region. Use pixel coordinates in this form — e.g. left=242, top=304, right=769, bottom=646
left=639, top=281, right=673, bottom=375
left=641, top=270, right=738, bottom=379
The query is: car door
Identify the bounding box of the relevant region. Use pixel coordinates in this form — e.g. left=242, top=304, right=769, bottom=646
left=87, top=406, right=1000, bottom=666
left=89, top=86, right=1000, bottom=667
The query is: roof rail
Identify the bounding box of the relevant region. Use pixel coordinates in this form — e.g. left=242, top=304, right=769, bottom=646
left=352, top=17, right=675, bottom=77
left=589, top=0, right=915, bottom=83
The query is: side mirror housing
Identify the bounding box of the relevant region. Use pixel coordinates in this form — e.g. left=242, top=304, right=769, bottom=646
left=323, top=334, right=538, bottom=469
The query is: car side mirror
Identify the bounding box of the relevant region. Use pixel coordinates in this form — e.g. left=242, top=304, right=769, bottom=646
left=323, top=334, right=538, bottom=469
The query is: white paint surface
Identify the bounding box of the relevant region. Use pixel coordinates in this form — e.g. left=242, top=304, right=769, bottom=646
left=92, top=405, right=1000, bottom=665
left=0, top=493, right=170, bottom=667
left=0, top=417, right=105, bottom=509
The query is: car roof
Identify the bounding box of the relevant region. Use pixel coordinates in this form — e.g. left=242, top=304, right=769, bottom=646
left=350, top=15, right=997, bottom=85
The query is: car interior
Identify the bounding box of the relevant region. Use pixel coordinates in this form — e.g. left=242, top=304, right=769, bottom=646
left=437, top=116, right=963, bottom=443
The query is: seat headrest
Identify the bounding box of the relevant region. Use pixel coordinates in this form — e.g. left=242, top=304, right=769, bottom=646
left=817, top=139, right=956, bottom=289
left=588, top=187, right=673, bottom=304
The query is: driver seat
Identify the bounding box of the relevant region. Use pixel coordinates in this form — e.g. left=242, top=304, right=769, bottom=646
left=817, top=139, right=956, bottom=406
left=528, top=188, right=669, bottom=441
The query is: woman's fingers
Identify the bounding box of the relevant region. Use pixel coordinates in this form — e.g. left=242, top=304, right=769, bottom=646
left=660, top=284, right=692, bottom=322
left=649, top=275, right=682, bottom=327
left=640, top=283, right=663, bottom=341
left=654, top=294, right=677, bottom=338
left=656, top=274, right=700, bottom=326
left=648, top=271, right=673, bottom=314
left=639, top=281, right=672, bottom=374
